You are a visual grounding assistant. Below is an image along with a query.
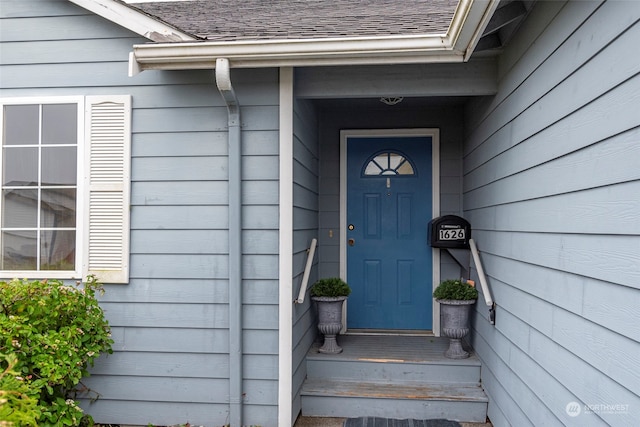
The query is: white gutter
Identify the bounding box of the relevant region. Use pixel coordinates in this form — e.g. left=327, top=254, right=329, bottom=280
left=129, top=34, right=455, bottom=75
left=126, top=0, right=500, bottom=75
left=462, top=0, right=502, bottom=60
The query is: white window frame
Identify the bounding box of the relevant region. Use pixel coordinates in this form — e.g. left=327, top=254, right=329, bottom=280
left=0, top=95, right=131, bottom=283
left=0, top=96, right=85, bottom=280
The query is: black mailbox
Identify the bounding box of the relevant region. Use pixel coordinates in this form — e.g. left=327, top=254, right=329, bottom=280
left=428, top=215, right=471, bottom=249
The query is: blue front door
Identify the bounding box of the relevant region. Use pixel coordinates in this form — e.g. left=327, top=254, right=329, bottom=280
left=346, top=135, right=433, bottom=330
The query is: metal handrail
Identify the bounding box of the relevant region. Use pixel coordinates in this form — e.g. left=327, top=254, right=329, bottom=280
left=295, top=238, right=317, bottom=304
left=469, top=238, right=496, bottom=324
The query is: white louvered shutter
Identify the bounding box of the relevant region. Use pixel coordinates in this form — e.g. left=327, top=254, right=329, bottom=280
left=84, top=96, right=131, bottom=283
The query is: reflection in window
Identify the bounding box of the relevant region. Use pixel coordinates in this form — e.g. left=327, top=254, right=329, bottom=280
left=364, top=152, right=415, bottom=176
left=1, top=103, right=78, bottom=271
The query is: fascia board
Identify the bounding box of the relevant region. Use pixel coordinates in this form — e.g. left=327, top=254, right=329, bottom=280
left=130, top=34, right=458, bottom=74
left=450, top=0, right=502, bottom=58
left=132, top=52, right=465, bottom=74
left=126, top=0, right=499, bottom=73
left=69, top=0, right=197, bottom=42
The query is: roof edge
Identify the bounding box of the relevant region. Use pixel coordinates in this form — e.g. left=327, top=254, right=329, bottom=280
left=70, top=0, right=499, bottom=73
left=451, top=0, right=502, bottom=60
left=129, top=34, right=464, bottom=75
left=69, top=0, right=198, bottom=42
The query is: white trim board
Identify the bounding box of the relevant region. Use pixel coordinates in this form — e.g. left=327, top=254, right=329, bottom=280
left=278, top=67, right=294, bottom=427
left=122, top=0, right=500, bottom=73
left=340, top=129, right=441, bottom=335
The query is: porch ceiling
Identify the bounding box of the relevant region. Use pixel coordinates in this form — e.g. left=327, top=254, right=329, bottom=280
left=311, top=96, right=471, bottom=111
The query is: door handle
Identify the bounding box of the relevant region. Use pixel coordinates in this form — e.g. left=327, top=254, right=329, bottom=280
left=348, top=238, right=355, bottom=246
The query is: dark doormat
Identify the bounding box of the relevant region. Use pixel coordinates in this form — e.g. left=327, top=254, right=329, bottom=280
left=344, top=418, right=461, bottom=427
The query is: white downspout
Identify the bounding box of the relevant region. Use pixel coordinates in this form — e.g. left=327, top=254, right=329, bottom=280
left=215, top=57, right=243, bottom=427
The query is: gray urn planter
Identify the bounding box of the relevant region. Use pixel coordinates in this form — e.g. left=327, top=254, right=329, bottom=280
left=312, top=296, right=347, bottom=354
left=437, top=298, right=476, bottom=359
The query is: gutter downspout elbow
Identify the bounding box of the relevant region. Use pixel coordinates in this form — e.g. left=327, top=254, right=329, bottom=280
left=216, top=57, right=243, bottom=427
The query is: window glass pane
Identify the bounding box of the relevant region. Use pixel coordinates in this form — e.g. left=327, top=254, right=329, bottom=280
left=1, top=101, right=79, bottom=273
left=397, top=161, right=414, bottom=175
left=41, top=189, right=76, bottom=227
left=42, top=104, right=77, bottom=145
left=1, top=230, right=37, bottom=270
left=376, top=154, right=389, bottom=169
left=388, top=153, right=403, bottom=170
left=364, top=161, right=383, bottom=175
left=42, top=147, right=77, bottom=185
left=3, top=147, right=38, bottom=186
left=2, top=189, right=37, bottom=227
left=3, top=105, right=39, bottom=146
left=40, top=230, right=75, bottom=270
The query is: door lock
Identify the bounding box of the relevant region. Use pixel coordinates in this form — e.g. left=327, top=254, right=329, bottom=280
left=348, top=238, right=355, bottom=246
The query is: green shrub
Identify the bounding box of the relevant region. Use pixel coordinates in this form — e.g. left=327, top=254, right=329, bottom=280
left=310, top=277, right=351, bottom=297
left=433, top=279, right=478, bottom=301
left=0, top=276, right=113, bottom=426
left=0, top=353, right=40, bottom=426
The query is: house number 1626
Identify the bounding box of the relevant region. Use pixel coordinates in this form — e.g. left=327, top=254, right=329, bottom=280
left=439, top=229, right=466, bottom=240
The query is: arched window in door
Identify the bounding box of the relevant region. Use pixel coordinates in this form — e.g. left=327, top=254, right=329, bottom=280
left=362, top=150, right=416, bottom=176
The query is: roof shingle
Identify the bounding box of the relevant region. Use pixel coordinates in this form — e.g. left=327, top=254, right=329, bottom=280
left=128, top=0, right=459, bottom=41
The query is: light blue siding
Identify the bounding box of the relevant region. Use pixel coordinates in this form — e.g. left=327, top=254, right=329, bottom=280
left=5, top=1, right=639, bottom=426
left=291, top=97, right=320, bottom=420
left=0, top=1, right=282, bottom=426
left=464, top=1, right=640, bottom=426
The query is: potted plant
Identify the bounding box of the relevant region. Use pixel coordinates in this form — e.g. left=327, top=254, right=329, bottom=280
left=310, top=277, right=351, bottom=354
left=433, top=279, right=478, bottom=359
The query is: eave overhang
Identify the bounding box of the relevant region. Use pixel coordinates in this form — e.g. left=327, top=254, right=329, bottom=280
left=71, top=0, right=500, bottom=75
left=130, top=35, right=457, bottom=75
left=69, top=0, right=197, bottom=42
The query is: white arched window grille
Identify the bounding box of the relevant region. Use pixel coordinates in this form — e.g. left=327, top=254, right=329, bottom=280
left=363, top=151, right=416, bottom=176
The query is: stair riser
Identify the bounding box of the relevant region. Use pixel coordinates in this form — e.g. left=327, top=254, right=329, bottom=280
left=301, top=395, right=488, bottom=422
left=306, top=359, right=481, bottom=384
